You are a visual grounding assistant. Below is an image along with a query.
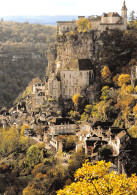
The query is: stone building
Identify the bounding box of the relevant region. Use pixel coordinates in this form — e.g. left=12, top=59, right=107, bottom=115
left=26, top=83, right=46, bottom=112
left=57, top=1, right=127, bottom=35
left=60, top=59, right=94, bottom=98
left=49, top=118, right=77, bottom=135
left=47, top=73, right=61, bottom=100
left=46, top=59, right=94, bottom=100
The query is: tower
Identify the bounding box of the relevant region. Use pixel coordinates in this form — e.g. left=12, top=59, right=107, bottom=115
left=121, top=0, right=127, bottom=29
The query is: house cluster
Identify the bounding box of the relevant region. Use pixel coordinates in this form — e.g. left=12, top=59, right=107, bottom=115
left=38, top=117, right=130, bottom=174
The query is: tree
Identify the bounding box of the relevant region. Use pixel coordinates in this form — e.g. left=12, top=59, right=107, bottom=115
left=72, top=93, right=81, bottom=106
left=100, top=86, right=110, bottom=101
left=118, top=74, right=130, bottom=87
left=113, top=74, right=120, bottom=87
left=125, top=85, right=134, bottom=94
left=133, top=104, right=137, bottom=115
left=57, top=160, right=137, bottom=195
left=76, top=18, right=92, bottom=33
left=0, top=127, right=29, bottom=156
left=128, top=126, right=137, bottom=138
left=99, top=146, right=113, bottom=161
left=129, top=10, right=136, bottom=22
left=25, top=145, right=44, bottom=169
left=101, top=66, right=111, bottom=83
left=84, top=104, right=92, bottom=115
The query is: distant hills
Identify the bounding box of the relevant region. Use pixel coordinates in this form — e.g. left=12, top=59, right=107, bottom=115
left=1, top=15, right=79, bottom=26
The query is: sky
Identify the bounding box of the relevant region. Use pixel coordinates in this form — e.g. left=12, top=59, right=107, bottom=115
left=0, top=0, right=136, bottom=16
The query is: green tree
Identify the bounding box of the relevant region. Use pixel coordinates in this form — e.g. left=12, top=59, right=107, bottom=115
left=100, top=86, right=110, bottom=101
left=129, top=10, right=136, bottom=22
left=25, top=145, right=44, bottom=169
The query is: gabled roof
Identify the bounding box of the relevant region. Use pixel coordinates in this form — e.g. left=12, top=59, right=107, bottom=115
left=102, top=12, right=120, bottom=18
left=117, top=130, right=127, bottom=140
left=78, top=59, right=93, bottom=70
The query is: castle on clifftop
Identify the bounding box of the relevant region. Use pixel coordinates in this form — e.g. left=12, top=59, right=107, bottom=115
left=57, top=0, right=127, bottom=35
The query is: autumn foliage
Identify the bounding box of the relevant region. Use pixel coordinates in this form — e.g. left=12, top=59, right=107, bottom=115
left=118, top=74, right=130, bottom=87
left=101, top=66, right=112, bottom=83
left=76, top=18, right=92, bottom=33
left=72, top=93, right=81, bottom=106
left=57, top=160, right=137, bottom=195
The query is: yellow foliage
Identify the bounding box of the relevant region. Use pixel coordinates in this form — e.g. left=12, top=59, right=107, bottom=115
left=57, top=160, right=137, bottom=195
left=113, top=74, right=120, bottom=86
left=72, top=93, right=81, bottom=106
left=118, top=74, right=130, bottom=87
left=133, top=104, right=137, bottom=115
left=101, top=66, right=111, bottom=82
left=76, top=18, right=92, bottom=33
left=115, top=91, right=135, bottom=122
left=23, top=183, right=45, bottom=195
left=128, top=126, right=137, bottom=138
left=21, top=124, right=30, bottom=136
left=126, top=85, right=134, bottom=94
left=0, top=127, right=29, bottom=155
left=135, top=86, right=137, bottom=93
left=35, top=172, right=47, bottom=181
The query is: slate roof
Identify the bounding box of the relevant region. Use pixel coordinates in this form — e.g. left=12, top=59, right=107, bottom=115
left=78, top=59, right=93, bottom=70
left=62, top=59, right=93, bottom=71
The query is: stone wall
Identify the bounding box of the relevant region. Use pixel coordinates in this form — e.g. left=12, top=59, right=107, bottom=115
left=57, top=21, right=76, bottom=35
left=60, top=70, right=94, bottom=98
left=49, top=124, right=77, bottom=135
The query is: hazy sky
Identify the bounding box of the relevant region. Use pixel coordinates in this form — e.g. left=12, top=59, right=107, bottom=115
left=0, top=0, right=136, bottom=16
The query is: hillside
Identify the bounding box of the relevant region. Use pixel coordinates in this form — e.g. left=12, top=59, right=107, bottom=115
left=0, top=21, right=56, bottom=109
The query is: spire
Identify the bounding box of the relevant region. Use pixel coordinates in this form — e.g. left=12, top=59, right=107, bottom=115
left=122, top=0, right=127, bottom=10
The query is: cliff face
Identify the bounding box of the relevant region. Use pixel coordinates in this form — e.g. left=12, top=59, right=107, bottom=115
left=46, top=43, right=57, bottom=77
left=56, top=31, right=101, bottom=73
left=45, top=31, right=102, bottom=103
